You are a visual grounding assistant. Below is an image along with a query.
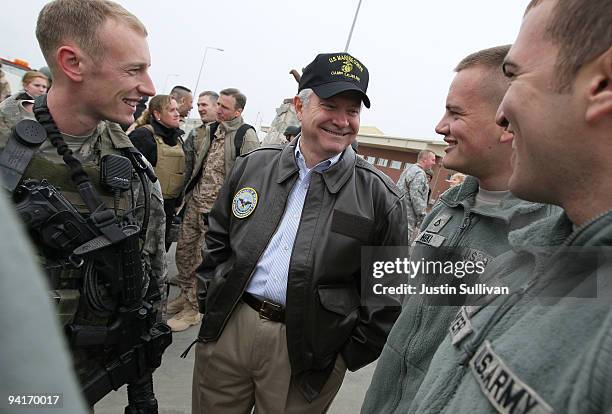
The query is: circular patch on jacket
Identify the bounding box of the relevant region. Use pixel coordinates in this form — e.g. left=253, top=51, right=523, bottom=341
left=232, top=187, right=258, bottom=218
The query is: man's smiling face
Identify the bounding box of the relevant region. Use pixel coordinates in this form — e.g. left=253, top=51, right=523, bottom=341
left=296, top=90, right=361, bottom=162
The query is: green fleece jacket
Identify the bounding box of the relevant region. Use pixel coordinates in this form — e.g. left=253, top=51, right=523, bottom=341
left=390, top=209, right=612, bottom=414
left=362, top=176, right=557, bottom=413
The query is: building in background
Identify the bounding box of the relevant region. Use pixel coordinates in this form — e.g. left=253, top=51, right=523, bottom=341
left=355, top=127, right=451, bottom=204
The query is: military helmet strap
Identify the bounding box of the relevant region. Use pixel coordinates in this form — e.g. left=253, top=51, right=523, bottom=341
left=32, top=95, right=127, bottom=243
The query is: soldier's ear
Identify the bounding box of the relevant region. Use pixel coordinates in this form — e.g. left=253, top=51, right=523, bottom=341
left=585, top=46, right=612, bottom=123
left=56, top=45, right=86, bottom=82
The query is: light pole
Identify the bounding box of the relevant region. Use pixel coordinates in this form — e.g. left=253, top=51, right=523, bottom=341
left=163, top=73, right=179, bottom=94
left=193, top=46, right=224, bottom=96
left=344, top=0, right=363, bottom=52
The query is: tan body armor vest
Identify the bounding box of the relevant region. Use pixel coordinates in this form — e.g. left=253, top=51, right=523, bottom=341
left=144, top=124, right=185, bottom=199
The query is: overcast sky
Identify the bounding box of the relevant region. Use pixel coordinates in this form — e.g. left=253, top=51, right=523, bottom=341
left=1, top=0, right=530, bottom=140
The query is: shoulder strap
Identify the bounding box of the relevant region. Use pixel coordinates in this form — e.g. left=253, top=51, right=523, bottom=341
left=208, top=122, right=219, bottom=144
left=234, top=123, right=255, bottom=156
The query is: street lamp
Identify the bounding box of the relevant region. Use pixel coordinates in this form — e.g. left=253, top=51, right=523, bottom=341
left=163, top=73, right=179, bottom=94
left=193, top=46, right=224, bottom=96
left=344, top=0, right=363, bottom=52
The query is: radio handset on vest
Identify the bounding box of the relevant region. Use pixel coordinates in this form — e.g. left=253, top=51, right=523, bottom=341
left=101, top=154, right=133, bottom=214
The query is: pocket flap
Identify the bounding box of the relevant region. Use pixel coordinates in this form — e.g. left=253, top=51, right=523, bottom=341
left=318, top=284, right=360, bottom=316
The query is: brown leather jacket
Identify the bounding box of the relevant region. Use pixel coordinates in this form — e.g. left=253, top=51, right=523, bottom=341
left=196, top=140, right=407, bottom=400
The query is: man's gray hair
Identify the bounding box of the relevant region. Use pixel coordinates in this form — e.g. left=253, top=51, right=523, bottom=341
left=297, top=88, right=313, bottom=107
left=199, top=90, right=219, bottom=101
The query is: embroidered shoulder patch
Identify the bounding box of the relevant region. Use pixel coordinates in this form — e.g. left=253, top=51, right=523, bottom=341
left=470, top=341, right=554, bottom=414
left=232, top=187, right=258, bottom=218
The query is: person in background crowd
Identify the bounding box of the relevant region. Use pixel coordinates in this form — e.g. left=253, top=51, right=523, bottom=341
left=283, top=125, right=301, bottom=143
left=21, top=70, right=49, bottom=98
left=446, top=172, right=466, bottom=187
left=170, top=85, right=193, bottom=127
left=0, top=63, right=11, bottom=101
left=182, top=90, right=219, bottom=191
left=396, top=149, right=437, bottom=242
left=129, top=94, right=186, bottom=251
left=168, top=87, right=259, bottom=332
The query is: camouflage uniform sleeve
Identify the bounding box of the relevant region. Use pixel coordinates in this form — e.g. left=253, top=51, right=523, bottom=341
left=182, top=128, right=196, bottom=188
left=240, top=128, right=260, bottom=154
left=142, top=178, right=167, bottom=304
left=396, top=169, right=408, bottom=195
left=408, top=171, right=429, bottom=223
left=0, top=111, right=10, bottom=150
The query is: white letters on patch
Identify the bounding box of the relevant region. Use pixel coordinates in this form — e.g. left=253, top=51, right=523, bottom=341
left=470, top=341, right=554, bottom=414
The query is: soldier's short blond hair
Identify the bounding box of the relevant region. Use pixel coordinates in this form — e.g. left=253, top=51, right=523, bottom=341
left=36, top=0, right=147, bottom=70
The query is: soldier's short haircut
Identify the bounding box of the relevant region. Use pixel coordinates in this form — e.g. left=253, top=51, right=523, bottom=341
left=455, top=45, right=511, bottom=73
left=36, top=0, right=147, bottom=70
left=417, top=150, right=435, bottom=162
left=220, top=88, right=247, bottom=111
left=170, top=86, right=192, bottom=101
left=454, top=45, right=511, bottom=106
left=199, top=91, right=219, bottom=101
left=525, top=0, right=611, bottom=92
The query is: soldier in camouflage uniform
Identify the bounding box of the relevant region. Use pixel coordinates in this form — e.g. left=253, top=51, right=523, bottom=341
left=169, top=88, right=259, bottom=332
left=182, top=90, right=219, bottom=191
left=396, top=149, right=437, bottom=242
left=0, top=1, right=168, bottom=412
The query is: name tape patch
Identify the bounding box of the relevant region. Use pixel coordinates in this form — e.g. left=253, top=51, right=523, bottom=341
left=470, top=341, right=554, bottom=414
left=232, top=187, right=258, bottom=219
left=415, top=231, right=446, bottom=247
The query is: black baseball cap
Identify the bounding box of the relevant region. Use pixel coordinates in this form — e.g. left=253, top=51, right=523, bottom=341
left=298, top=52, right=370, bottom=108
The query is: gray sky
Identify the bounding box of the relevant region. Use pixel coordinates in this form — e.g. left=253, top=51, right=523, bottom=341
left=1, top=0, right=529, bottom=139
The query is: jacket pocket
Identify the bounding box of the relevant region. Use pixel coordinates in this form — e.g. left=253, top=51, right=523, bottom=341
left=203, top=262, right=233, bottom=314
left=314, top=284, right=361, bottom=359
left=318, top=284, right=361, bottom=316
left=330, top=210, right=374, bottom=242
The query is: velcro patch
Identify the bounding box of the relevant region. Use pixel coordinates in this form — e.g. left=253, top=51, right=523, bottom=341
left=470, top=341, right=554, bottom=414
left=425, top=213, right=452, bottom=234
left=415, top=231, right=446, bottom=247
left=330, top=210, right=374, bottom=242
left=450, top=307, right=473, bottom=345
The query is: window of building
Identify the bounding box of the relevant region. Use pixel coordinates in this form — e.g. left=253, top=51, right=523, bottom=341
left=390, top=160, right=402, bottom=169
left=376, top=158, right=389, bottom=167
left=365, top=156, right=376, bottom=164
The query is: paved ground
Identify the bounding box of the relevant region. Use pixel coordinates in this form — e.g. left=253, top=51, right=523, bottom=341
left=95, top=244, right=375, bottom=413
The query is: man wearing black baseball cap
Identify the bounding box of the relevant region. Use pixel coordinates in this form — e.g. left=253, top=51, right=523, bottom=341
left=190, top=52, right=407, bottom=413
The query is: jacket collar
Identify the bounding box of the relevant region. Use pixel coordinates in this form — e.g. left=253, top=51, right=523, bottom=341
left=440, top=175, right=549, bottom=223
left=220, top=115, right=244, bottom=133
left=509, top=208, right=612, bottom=250
left=276, top=136, right=356, bottom=194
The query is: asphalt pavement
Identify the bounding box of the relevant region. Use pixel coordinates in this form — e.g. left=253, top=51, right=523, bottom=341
left=95, top=244, right=375, bottom=414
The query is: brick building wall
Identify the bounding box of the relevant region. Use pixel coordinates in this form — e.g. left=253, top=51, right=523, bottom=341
left=356, top=144, right=454, bottom=204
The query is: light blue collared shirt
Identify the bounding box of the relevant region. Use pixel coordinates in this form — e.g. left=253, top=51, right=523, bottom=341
left=245, top=138, right=342, bottom=305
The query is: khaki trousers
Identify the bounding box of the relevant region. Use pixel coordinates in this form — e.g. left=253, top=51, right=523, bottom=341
left=192, top=302, right=347, bottom=413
